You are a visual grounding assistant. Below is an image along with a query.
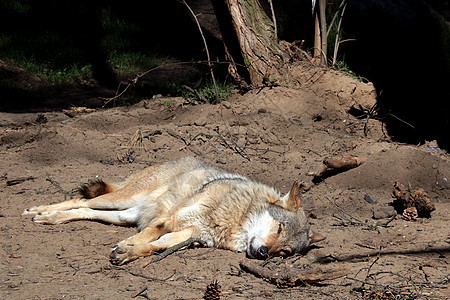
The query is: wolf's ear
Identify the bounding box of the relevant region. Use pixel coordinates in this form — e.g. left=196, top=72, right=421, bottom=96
left=309, top=230, right=326, bottom=243
left=274, top=181, right=302, bottom=211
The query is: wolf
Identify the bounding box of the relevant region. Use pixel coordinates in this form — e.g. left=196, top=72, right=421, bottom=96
left=23, top=157, right=324, bottom=265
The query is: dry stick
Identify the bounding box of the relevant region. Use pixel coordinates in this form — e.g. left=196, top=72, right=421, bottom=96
left=115, top=266, right=175, bottom=282
left=6, top=176, right=35, bottom=186
left=239, top=258, right=348, bottom=287
left=141, top=237, right=205, bottom=268
left=181, top=85, right=208, bottom=103
left=316, top=245, right=450, bottom=264
left=132, top=286, right=148, bottom=299
left=180, top=0, right=219, bottom=104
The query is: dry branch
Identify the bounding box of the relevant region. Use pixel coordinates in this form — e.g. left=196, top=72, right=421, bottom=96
left=141, top=237, right=206, bottom=268
left=6, top=176, right=35, bottom=186
left=308, top=155, right=367, bottom=177
left=239, top=258, right=348, bottom=287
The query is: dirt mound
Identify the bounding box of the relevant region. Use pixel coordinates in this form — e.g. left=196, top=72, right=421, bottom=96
left=1, top=65, right=449, bottom=299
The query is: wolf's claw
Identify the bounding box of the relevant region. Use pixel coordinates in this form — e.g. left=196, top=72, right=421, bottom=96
left=110, top=244, right=136, bottom=265
left=22, top=206, right=41, bottom=215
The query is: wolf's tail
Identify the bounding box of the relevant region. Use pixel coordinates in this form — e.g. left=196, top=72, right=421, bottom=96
left=78, top=179, right=118, bottom=199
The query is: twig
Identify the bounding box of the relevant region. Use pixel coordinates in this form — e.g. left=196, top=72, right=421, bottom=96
left=6, top=176, right=35, bottom=186
left=181, top=85, right=208, bottom=103
left=355, top=243, right=377, bottom=250
left=387, top=113, right=416, bottom=129
left=141, top=237, right=205, bottom=268
left=114, top=267, right=175, bottom=282
left=46, top=177, right=76, bottom=200
left=348, top=270, right=446, bottom=299
left=123, top=130, right=148, bottom=154
left=69, top=263, right=80, bottom=276
left=218, top=108, right=251, bottom=161
left=302, top=148, right=321, bottom=156
left=328, top=197, right=395, bottom=230
left=132, top=286, right=151, bottom=299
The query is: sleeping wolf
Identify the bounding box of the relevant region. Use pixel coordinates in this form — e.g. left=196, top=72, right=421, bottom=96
left=23, top=157, right=324, bottom=265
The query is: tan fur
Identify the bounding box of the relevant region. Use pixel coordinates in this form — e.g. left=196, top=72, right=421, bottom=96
left=23, top=157, right=321, bottom=265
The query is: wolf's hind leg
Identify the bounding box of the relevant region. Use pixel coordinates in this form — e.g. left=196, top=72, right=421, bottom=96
left=32, top=207, right=140, bottom=225
left=22, top=198, right=88, bottom=215
left=23, top=184, right=168, bottom=216
left=110, top=226, right=195, bottom=265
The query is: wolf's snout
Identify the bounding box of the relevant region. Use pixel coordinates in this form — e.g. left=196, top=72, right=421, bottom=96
left=256, top=246, right=268, bottom=259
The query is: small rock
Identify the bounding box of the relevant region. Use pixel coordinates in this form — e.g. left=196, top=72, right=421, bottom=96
left=372, top=206, right=397, bottom=219
left=257, top=108, right=267, bottom=114
left=364, top=194, right=379, bottom=204
left=194, top=116, right=207, bottom=126
left=222, top=102, right=231, bottom=109
left=437, top=177, right=449, bottom=189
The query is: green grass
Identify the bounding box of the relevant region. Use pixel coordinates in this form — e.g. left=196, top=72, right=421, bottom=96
left=0, top=4, right=167, bottom=85
left=198, top=78, right=233, bottom=103
left=107, top=51, right=162, bottom=74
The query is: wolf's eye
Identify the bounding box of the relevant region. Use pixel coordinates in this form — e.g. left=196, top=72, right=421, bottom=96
left=277, top=223, right=283, bottom=234
left=280, top=249, right=291, bottom=256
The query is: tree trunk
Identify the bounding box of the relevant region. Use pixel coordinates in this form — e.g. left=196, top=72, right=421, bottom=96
left=314, top=12, right=321, bottom=60
left=313, top=0, right=327, bottom=65
left=211, top=0, right=287, bottom=87
left=319, top=0, right=327, bottom=64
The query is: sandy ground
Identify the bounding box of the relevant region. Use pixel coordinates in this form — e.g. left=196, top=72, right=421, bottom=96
left=1, top=62, right=449, bottom=299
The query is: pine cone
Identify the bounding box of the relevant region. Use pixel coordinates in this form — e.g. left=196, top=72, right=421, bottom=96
left=203, top=279, right=221, bottom=300
left=402, top=207, right=418, bottom=221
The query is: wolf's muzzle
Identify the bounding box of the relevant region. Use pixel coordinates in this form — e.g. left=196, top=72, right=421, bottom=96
left=248, top=244, right=269, bottom=259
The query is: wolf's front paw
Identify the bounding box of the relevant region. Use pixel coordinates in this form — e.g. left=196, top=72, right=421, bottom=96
left=31, top=211, right=65, bottom=224
left=110, top=244, right=137, bottom=265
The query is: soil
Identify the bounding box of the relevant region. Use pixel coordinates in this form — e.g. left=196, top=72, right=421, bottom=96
left=1, top=61, right=449, bottom=299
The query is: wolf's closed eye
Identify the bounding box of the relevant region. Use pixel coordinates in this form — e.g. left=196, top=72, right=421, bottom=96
left=277, top=223, right=283, bottom=234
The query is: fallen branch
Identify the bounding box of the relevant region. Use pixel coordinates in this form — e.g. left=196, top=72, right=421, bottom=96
left=141, top=237, right=206, bottom=268
left=239, top=258, right=348, bottom=287
left=316, top=245, right=450, bottom=264
left=308, top=155, right=367, bottom=177
left=6, top=176, right=35, bottom=186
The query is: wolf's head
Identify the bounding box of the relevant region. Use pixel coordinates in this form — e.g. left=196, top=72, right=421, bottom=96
left=246, top=181, right=324, bottom=259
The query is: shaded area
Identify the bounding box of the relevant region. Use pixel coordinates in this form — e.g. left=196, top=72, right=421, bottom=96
left=343, top=0, right=450, bottom=149
left=0, top=0, right=224, bottom=111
